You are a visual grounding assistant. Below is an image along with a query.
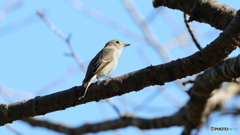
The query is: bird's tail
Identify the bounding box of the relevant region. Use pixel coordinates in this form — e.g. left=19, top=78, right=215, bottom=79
left=79, top=81, right=90, bottom=100
left=79, top=76, right=96, bottom=100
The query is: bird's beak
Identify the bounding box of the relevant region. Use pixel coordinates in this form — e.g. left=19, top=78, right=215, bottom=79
left=124, top=44, right=130, bottom=47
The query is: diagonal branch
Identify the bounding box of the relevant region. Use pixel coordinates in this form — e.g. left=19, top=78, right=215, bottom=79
left=66, top=0, right=146, bottom=43
left=153, top=0, right=237, bottom=30
left=182, top=56, right=240, bottom=134
left=184, top=13, right=202, bottom=50
left=22, top=113, right=184, bottom=135
left=122, top=0, right=186, bottom=98
left=0, top=9, right=239, bottom=127
left=20, top=56, right=240, bottom=134
left=0, top=0, right=22, bottom=20
left=37, top=11, right=87, bottom=72
left=122, top=0, right=169, bottom=61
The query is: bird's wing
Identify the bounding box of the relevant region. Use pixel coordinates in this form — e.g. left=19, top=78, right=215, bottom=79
left=82, top=47, right=114, bottom=83
left=92, top=47, right=114, bottom=75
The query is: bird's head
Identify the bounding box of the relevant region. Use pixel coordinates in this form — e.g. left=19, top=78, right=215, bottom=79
left=104, top=39, right=130, bottom=50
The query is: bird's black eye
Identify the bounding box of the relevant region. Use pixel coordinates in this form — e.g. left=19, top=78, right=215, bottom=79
left=115, top=40, right=120, bottom=44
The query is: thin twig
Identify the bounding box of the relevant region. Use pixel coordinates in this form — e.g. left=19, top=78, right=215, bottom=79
left=6, top=124, right=24, bottom=135
left=0, top=14, right=40, bottom=37
left=184, top=13, right=202, bottom=50
left=106, top=99, right=122, bottom=116
left=0, top=0, right=22, bottom=20
left=35, top=68, right=78, bottom=95
left=66, top=0, right=145, bottom=43
left=122, top=0, right=170, bottom=61
left=37, top=11, right=87, bottom=72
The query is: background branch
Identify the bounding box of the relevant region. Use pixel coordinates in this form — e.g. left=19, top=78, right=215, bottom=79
left=153, top=0, right=237, bottom=30
left=183, top=13, right=202, bottom=50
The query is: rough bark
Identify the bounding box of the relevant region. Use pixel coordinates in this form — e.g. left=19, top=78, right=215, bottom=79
left=153, top=0, right=237, bottom=30
left=21, top=56, right=240, bottom=134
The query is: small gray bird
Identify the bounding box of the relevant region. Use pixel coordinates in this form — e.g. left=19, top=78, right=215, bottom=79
left=79, top=39, right=130, bottom=100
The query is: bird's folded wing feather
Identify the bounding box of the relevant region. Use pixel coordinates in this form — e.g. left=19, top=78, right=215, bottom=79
left=92, top=48, right=114, bottom=75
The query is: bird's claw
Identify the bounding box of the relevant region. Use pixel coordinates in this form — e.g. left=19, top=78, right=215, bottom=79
left=106, top=75, right=112, bottom=79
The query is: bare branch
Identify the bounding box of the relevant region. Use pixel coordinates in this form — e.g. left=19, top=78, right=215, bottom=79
left=17, top=64, right=240, bottom=134
left=222, top=108, right=240, bottom=116
left=122, top=0, right=170, bottom=61
left=122, top=0, right=189, bottom=93
left=0, top=0, right=22, bottom=20
left=203, top=82, right=240, bottom=120
left=0, top=87, right=35, bottom=103
left=153, top=0, right=237, bottom=30
left=22, top=113, right=183, bottom=135
left=66, top=0, right=145, bottom=43
left=0, top=14, right=39, bottom=37
left=22, top=118, right=73, bottom=134
left=35, top=68, right=78, bottom=95
left=6, top=124, right=23, bottom=135
left=23, top=60, right=240, bottom=134
left=136, top=49, right=182, bottom=108
left=37, top=11, right=87, bottom=72
left=184, top=13, right=202, bottom=50
left=133, top=87, right=182, bottom=111
left=182, top=56, right=240, bottom=134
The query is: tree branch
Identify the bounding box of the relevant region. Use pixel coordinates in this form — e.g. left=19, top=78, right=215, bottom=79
left=22, top=113, right=184, bottom=135
left=202, top=81, right=240, bottom=124
left=182, top=55, right=240, bottom=134
left=122, top=0, right=169, bottom=61
left=21, top=58, right=240, bottom=134
left=37, top=11, right=87, bottom=72
left=21, top=79, right=240, bottom=134
left=0, top=9, right=239, bottom=127
left=153, top=0, right=237, bottom=30
left=66, top=0, right=146, bottom=43
left=184, top=13, right=202, bottom=50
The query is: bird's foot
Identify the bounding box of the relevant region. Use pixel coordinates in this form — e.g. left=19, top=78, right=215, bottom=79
left=96, top=78, right=101, bottom=85
left=78, top=96, right=83, bottom=100
left=106, top=75, right=112, bottom=79
left=79, top=94, right=85, bottom=100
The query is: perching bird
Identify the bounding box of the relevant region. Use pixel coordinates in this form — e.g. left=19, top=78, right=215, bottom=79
left=79, top=39, right=130, bottom=100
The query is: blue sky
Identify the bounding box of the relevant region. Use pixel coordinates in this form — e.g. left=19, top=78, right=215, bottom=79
left=0, top=0, right=239, bottom=135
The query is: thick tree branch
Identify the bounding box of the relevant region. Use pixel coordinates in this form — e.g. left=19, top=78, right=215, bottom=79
left=202, top=82, right=240, bottom=123
left=22, top=113, right=184, bottom=135
left=153, top=0, right=237, bottom=30
left=182, top=56, right=240, bottom=134
left=21, top=70, right=240, bottom=134
left=22, top=118, right=74, bottom=134
left=0, top=9, right=239, bottom=127
left=122, top=0, right=186, bottom=105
